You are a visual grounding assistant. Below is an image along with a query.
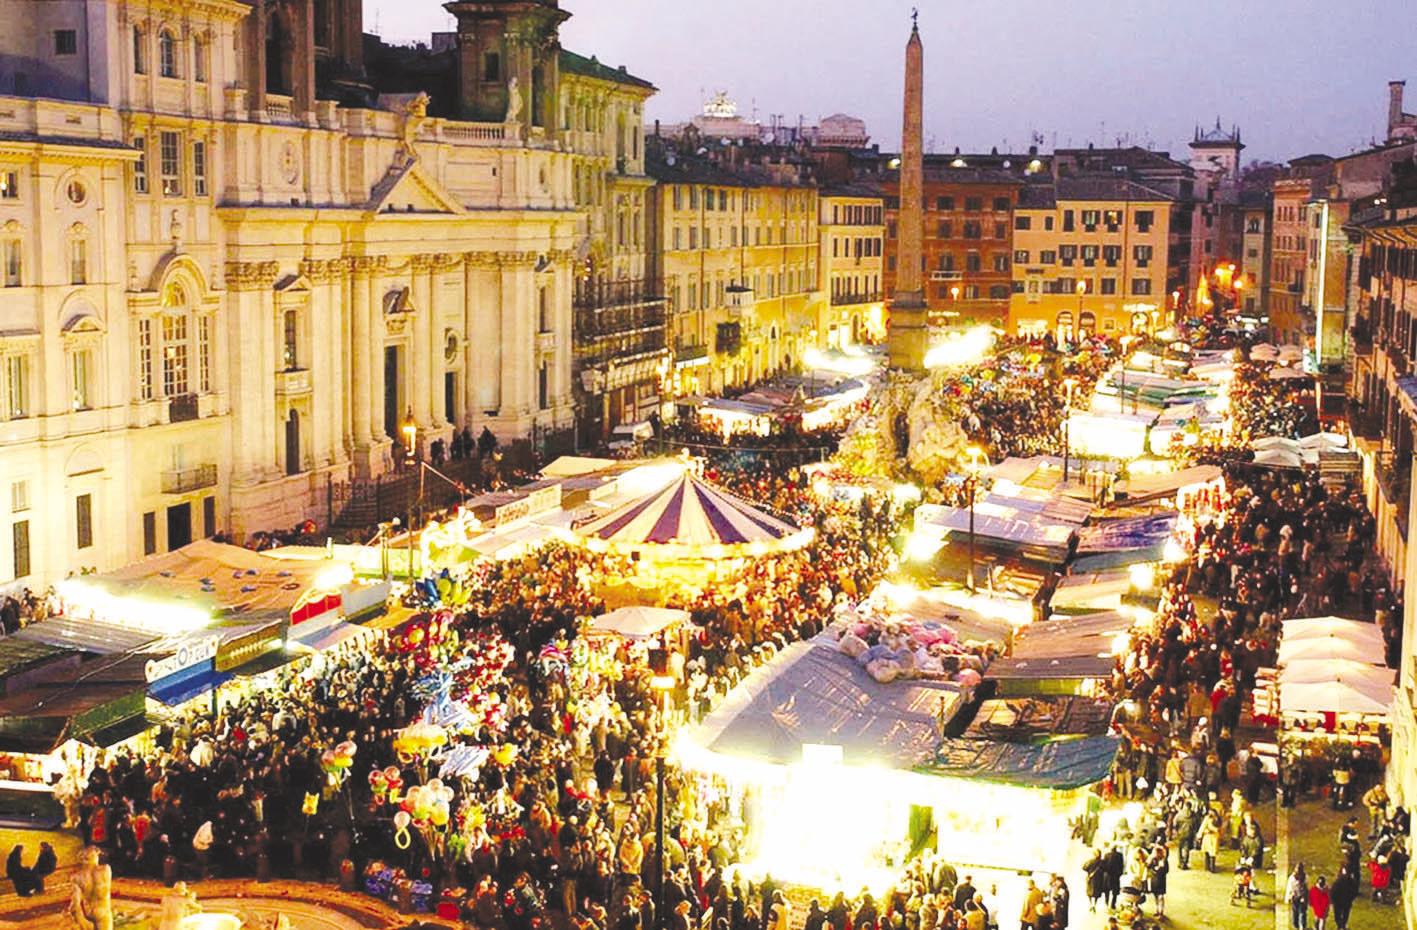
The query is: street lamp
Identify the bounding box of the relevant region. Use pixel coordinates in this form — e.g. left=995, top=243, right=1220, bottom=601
left=1062, top=377, right=1078, bottom=486
left=964, top=445, right=986, bottom=591
left=401, top=409, right=418, bottom=468
left=401, top=409, right=418, bottom=581
left=648, top=650, right=675, bottom=930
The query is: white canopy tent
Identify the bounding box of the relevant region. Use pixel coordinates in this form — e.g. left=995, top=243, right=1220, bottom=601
left=1277, top=658, right=1395, bottom=690
left=1278, top=635, right=1386, bottom=666
left=589, top=606, right=690, bottom=640
left=1279, top=679, right=1393, bottom=717
left=1281, top=617, right=1386, bottom=650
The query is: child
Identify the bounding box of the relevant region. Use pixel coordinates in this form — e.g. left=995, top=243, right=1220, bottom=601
left=1232, top=866, right=1255, bottom=906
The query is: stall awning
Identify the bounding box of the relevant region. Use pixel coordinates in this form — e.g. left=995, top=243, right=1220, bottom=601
left=148, top=667, right=232, bottom=706
left=0, top=716, right=70, bottom=755
left=963, top=697, right=1113, bottom=743
left=1114, top=465, right=1222, bottom=502
left=589, top=606, right=689, bottom=640
left=921, top=735, right=1120, bottom=790
left=82, top=714, right=155, bottom=749
left=290, top=621, right=375, bottom=653
left=15, top=616, right=160, bottom=656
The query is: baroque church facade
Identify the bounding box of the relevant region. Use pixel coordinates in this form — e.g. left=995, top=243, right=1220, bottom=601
left=0, top=0, right=656, bottom=584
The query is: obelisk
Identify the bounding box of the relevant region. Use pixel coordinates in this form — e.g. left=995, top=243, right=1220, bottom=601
left=888, top=12, right=929, bottom=371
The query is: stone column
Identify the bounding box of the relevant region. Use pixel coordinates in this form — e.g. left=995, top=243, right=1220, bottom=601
left=349, top=257, right=373, bottom=448
left=499, top=255, right=532, bottom=420
left=226, top=261, right=280, bottom=482
left=467, top=252, right=502, bottom=419
left=410, top=254, right=434, bottom=430
left=245, top=3, right=267, bottom=116
left=291, top=0, right=317, bottom=118
left=369, top=260, right=387, bottom=443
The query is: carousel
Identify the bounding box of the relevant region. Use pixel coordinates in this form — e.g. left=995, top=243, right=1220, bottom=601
left=565, top=469, right=814, bottom=596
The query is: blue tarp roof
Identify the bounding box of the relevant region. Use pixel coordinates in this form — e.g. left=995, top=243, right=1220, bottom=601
left=1071, top=513, right=1177, bottom=572
left=697, top=638, right=965, bottom=769
left=148, top=667, right=232, bottom=706
left=922, top=734, right=1120, bottom=790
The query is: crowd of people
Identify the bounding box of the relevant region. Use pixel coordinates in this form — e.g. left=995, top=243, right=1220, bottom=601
left=63, top=461, right=906, bottom=930
left=9, top=332, right=1409, bottom=930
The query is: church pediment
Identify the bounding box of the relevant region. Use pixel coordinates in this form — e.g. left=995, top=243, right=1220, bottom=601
left=366, top=161, right=465, bottom=217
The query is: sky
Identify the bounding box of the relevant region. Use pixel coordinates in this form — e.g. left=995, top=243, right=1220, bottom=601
left=364, top=0, right=1417, bottom=164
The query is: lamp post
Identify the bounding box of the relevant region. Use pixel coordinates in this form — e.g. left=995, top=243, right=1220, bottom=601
left=401, top=410, right=417, bottom=582
left=1075, top=279, right=1087, bottom=342
left=964, top=445, right=986, bottom=591
left=1062, top=377, right=1077, bottom=486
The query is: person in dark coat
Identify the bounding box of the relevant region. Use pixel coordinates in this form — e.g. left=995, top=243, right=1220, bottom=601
left=1328, top=867, right=1359, bottom=930
left=803, top=899, right=825, bottom=930
left=1101, top=846, right=1125, bottom=910
left=5, top=845, right=33, bottom=897
left=826, top=892, right=850, bottom=930
left=952, top=876, right=976, bottom=912
left=31, top=843, right=56, bottom=893
left=1082, top=850, right=1105, bottom=912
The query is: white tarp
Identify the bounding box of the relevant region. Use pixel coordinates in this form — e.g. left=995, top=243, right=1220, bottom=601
left=1116, top=465, right=1223, bottom=500
left=1049, top=571, right=1134, bottom=612
left=1277, top=658, right=1395, bottom=690
left=590, top=606, right=689, bottom=640
left=540, top=456, right=617, bottom=478
left=1278, top=635, right=1386, bottom=666
left=1282, top=616, right=1386, bottom=650
left=1279, top=679, right=1393, bottom=717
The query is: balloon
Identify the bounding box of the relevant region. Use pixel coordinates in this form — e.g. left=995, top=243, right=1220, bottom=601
left=394, top=810, right=411, bottom=830
left=431, top=802, right=450, bottom=827
left=336, top=740, right=357, bottom=760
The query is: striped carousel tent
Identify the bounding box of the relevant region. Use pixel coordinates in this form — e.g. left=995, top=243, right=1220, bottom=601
left=571, top=472, right=814, bottom=560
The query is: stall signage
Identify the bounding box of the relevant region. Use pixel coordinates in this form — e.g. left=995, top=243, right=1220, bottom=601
left=495, top=484, right=562, bottom=527
left=215, top=625, right=285, bottom=672
left=144, top=637, right=219, bottom=682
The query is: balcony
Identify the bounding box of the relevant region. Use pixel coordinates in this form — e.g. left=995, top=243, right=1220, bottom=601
left=1387, top=343, right=1411, bottom=378
left=276, top=368, right=312, bottom=397
left=1347, top=404, right=1384, bottom=441
left=168, top=394, right=199, bottom=423
left=674, top=343, right=710, bottom=368
left=1377, top=449, right=1411, bottom=538
left=265, top=93, right=296, bottom=124
left=536, top=331, right=558, bottom=353
left=831, top=291, right=883, bottom=307
left=929, top=270, right=963, bottom=282
left=575, top=305, right=666, bottom=338
left=573, top=278, right=665, bottom=312
left=162, top=464, right=218, bottom=495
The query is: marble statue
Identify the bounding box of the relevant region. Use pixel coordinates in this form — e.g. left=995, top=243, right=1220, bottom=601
left=69, top=847, right=112, bottom=930
left=504, top=76, right=523, bottom=123
left=157, top=882, right=200, bottom=930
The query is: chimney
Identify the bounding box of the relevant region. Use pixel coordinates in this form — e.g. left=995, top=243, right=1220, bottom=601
left=1389, top=81, right=1406, bottom=140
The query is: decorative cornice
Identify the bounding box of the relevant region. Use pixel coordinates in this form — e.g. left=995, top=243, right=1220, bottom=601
left=225, top=260, right=280, bottom=291
left=299, top=257, right=348, bottom=283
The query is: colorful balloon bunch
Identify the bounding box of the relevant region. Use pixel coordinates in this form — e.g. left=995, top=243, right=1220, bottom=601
left=393, top=777, right=455, bottom=850
left=368, top=765, right=405, bottom=807
left=392, top=722, right=448, bottom=764
left=320, top=740, right=358, bottom=788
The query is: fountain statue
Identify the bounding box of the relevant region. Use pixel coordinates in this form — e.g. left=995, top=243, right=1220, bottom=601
left=69, top=847, right=112, bottom=930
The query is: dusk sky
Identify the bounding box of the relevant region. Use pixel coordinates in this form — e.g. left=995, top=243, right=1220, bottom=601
left=366, top=0, right=1417, bottom=164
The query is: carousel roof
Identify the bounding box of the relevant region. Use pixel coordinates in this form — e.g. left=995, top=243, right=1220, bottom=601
left=571, top=472, right=813, bottom=559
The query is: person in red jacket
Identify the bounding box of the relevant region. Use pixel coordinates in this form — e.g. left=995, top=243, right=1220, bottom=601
left=1308, top=876, right=1331, bottom=930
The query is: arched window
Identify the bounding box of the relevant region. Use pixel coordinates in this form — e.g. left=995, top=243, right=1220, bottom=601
left=133, top=26, right=147, bottom=74
left=158, top=29, right=178, bottom=78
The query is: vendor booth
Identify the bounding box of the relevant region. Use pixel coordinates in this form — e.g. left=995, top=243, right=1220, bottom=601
left=986, top=611, right=1134, bottom=697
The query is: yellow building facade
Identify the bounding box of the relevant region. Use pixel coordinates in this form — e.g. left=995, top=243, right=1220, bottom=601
left=818, top=187, right=885, bottom=346
left=649, top=155, right=825, bottom=398
left=1009, top=180, right=1173, bottom=340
